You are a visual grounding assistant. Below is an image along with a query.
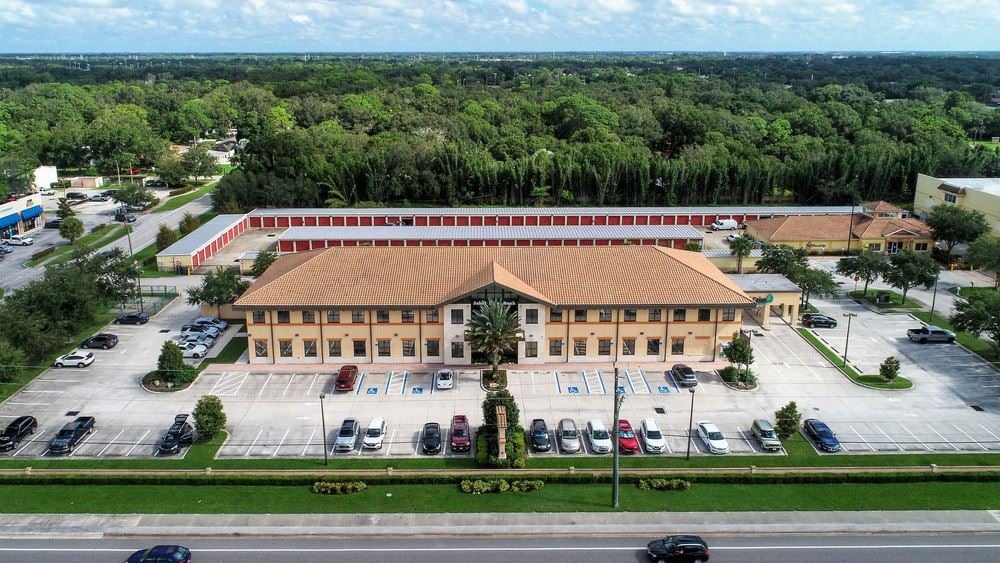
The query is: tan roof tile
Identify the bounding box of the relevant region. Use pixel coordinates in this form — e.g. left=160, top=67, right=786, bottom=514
left=747, top=215, right=931, bottom=242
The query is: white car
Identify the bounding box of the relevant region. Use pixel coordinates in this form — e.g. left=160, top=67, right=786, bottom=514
left=724, top=233, right=741, bottom=243
left=53, top=350, right=95, bottom=368
left=641, top=418, right=666, bottom=454
left=362, top=416, right=387, bottom=449
left=5, top=235, right=33, bottom=246
left=178, top=341, right=209, bottom=359
left=39, top=188, right=55, bottom=196
left=586, top=419, right=612, bottom=454
left=434, top=369, right=454, bottom=390
left=181, top=333, right=215, bottom=348
left=697, top=421, right=730, bottom=454
left=193, top=316, right=228, bottom=331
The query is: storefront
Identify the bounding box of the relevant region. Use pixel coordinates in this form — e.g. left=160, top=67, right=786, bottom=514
left=0, top=195, right=44, bottom=240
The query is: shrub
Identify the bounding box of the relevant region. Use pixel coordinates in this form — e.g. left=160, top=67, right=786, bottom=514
left=30, top=247, right=56, bottom=261
left=169, top=186, right=194, bottom=197
left=637, top=479, right=691, bottom=491
left=156, top=224, right=179, bottom=251
left=774, top=401, right=802, bottom=439
left=719, top=365, right=739, bottom=383
left=880, top=356, right=901, bottom=381
left=179, top=212, right=201, bottom=235
left=312, top=481, right=367, bottom=495
left=90, top=223, right=108, bottom=233
left=193, top=395, right=226, bottom=440
left=460, top=479, right=544, bottom=494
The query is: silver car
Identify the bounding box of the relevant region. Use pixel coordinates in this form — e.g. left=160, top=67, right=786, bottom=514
left=557, top=418, right=580, bottom=453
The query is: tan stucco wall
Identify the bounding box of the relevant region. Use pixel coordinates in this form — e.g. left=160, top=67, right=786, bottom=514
left=742, top=291, right=800, bottom=329
left=747, top=228, right=934, bottom=256
left=156, top=255, right=194, bottom=273
left=708, top=254, right=762, bottom=273
left=914, top=174, right=1000, bottom=235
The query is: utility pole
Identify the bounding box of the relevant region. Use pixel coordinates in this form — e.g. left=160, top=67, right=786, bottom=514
left=319, top=393, right=329, bottom=466
left=842, top=312, right=858, bottom=368
left=685, top=388, right=696, bottom=460
left=612, top=366, right=623, bottom=508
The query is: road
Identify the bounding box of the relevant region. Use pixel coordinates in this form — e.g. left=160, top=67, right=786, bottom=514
left=1, top=534, right=999, bottom=562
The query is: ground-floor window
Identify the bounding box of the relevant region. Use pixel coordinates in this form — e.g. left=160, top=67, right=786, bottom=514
left=671, top=338, right=684, bottom=355
left=598, top=338, right=612, bottom=356
left=525, top=341, right=538, bottom=358
left=279, top=339, right=293, bottom=357
left=303, top=339, right=317, bottom=357
left=914, top=242, right=929, bottom=251
left=328, top=339, right=341, bottom=357
left=868, top=243, right=881, bottom=251
left=353, top=340, right=366, bottom=357
left=573, top=338, right=587, bottom=356
left=377, top=339, right=391, bottom=357
left=647, top=338, right=661, bottom=355
left=722, top=307, right=736, bottom=321
left=254, top=339, right=268, bottom=357
left=426, top=339, right=440, bottom=357
left=549, top=338, right=563, bottom=356
left=622, top=338, right=635, bottom=355
left=402, top=339, right=415, bottom=357
left=451, top=342, right=464, bottom=359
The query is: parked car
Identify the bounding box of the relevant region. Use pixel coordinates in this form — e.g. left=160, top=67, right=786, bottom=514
left=907, top=325, right=956, bottom=344
left=125, top=545, right=192, bottom=563
left=181, top=324, right=221, bottom=338
left=724, top=233, right=741, bottom=243
left=44, top=218, right=63, bottom=229
left=5, top=235, right=33, bottom=246
left=528, top=418, right=551, bottom=452
left=114, top=312, right=149, bottom=325
left=334, top=418, right=360, bottom=452
left=89, top=193, right=111, bottom=202
left=157, top=414, right=195, bottom=455
left=66, top=191, right=88, bottom=201
left=38, top=187, right=55, bottom=196
left=587, top=419, right=612, bottom=454
left=670, top=364, right=698, bottom=387
left=557, top=418, right=581, bottom=453
left=801, top=314, right=837, bottom=328
left=114, top=211, right=137, bottom=223
left=145, top=179, right=168, bottom=187
left=450, top=415, right=472, bottom=453
left=48, top=416, right=95, bottom=455
left=0, top=416, right=38, bottom=451
left=646, top=535, right=710, bottom=562
left=180, top=333, right=215, bottom=349
left=421, top=422, right=442, bottom=455
left=80, top=333, right=118, bottom=350
left=362, top=416, right=387, bottom=450
left=192, top=316, right=228, bottom=331
left=618, top=419, right=640, bottom=454
left=178, top=341, right=209, bottom=358
left=0, top=244, right=12, bottom=254
left=434, top=368, right=454, bottom=390
left=804, top=419, right=841, bottom=452
left=641, top=418, right=666, bottom=454
left=101, top=189, right=119, bottom=198
left=697, top=421, right=729, bottom=454
left=751, top=419, right=782, bottom=452
left=53, top=350, right=95, bottom=368
left=334, top=365, right=359, bottom=392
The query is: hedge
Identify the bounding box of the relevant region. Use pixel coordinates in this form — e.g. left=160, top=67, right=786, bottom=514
left=89, top=223, right=108, bottom=233
left=168, top=186, right=194, bottom=197
left=637, top=478, right=691, bottom=491
left=460, top=479, right=544, bottom=494
left=312, top=481, right=367, bottom=495
left=30, top=247, right=56, bottom=260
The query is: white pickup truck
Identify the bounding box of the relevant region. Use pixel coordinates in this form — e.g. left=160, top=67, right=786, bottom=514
left=907, top=325, right=956, bottom=344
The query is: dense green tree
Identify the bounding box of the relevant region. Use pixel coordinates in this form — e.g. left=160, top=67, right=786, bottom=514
left=757, top=245, right=808, bottom=277
left=55, top=198, right=75, bottom=220
left=193, top=395, right=227, bottom=440
left=156, top=156, right=188, bottom=187
left=729, top=237, right=754, bottom=274
left=156, top=224, right=178, bottom=251
left=58, top=216, right=84, bottom=245
left=774, top=401, right=802, bottom=439
left=836, top=250, right=888, bottom=295
left=723, top=332, right=754, bottom=383
left=182, top=144, right=218, bottom=180
left=967, top=234, right=1000, bottom=288
left=0, top=339, right=26, bottom=383
left=883, top=250, right=940, bottom=305
left=187, top=267, right=251, bottom=318
left=879, top=356, right=901, bottom=382
left=178, top=212, right=201, bottom=236
left=156, top=341, right=187, bottom=383
left=950, top=290, right=1000, bottom=358
left=114, top=183, right=156, bottom=208
left=792, top=267, right=839, bottom=307
left=250, top=250, right=277, bottom=277
left=925, top=204, right=991, bottom=262
left=464, top=299, right=521, bottom=378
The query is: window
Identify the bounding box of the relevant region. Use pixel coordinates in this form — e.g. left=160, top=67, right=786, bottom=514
left=303, top=339, right=317, bottom=357
left=279, top=340, right=293, bottom=357
left=648, top=308, right=662, bottom=322
left=525, top=341, right=538, bottom=358
left=574, top=310, right=587, bottom=322
left=326, top=309, right=340, bottom=323
left=915, top=242, right=929, bottom=251
left=328, top=340, right=342, bottom=357
left=451, top=309, right=464, bottom=324
left=525, top=309, right=538, bottom=324
left=673, top=309, right=687, bottom=322
left=252, top=310, right=265, bottom=324
left=377, top=310, right=389, bottom=324
left=353, top=340, right=367, bottom=357
left=451, top=342, right=465, bottom=358
left=550, top=309, right=563, bottom=322
left=401, top=310, right=414, bottom=323
left=647, top=338, right=661, bottom=355
left=402, top=339, right=415, bottom=357
left=277, top=310, right=290, bottom=324
left=377, top=339, right=391, bottom=357
left=351, top=310, right=365, bottom=323
left=622, top=338, right=635, bottom=355
left=599, top=309, right=612, bottom=322
left=698, top=309, right=711, bottom=322
left=254, top=339, right=268, bottom=357
left=944, top=193, right=957, bottom=204
left=624, top=309, right=637, bottom=322
left=573, top=338, right=587, bottom=356
left=426, top=339, right=440, bottom=357
left=426, top=309, right=439, bottom=323
left=722, top=307, right=736, bottom=321
left=671, top=338, right=685, bottom=355
left=549, top=338, right=563, bottom=356
left=598, top=338, right=612, bottom=355
left=868, top=243, right=882, bottom=251
left=301, top=310, right=315, bottom=324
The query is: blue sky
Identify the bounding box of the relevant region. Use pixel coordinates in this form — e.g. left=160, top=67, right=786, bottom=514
left=1, top=0, right=998, bottom=53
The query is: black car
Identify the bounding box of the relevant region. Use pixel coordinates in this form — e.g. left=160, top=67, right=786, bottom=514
left=126, top=545, right=191, bottom=563
left=66, top=191, right=88, bottom=200
left=804, top=419, right=842, bottom=452
left=158, top=414, right=195, bottom=455
left=114, top=211, right=138, bottom=223
left=421, top=422, right=442, bottom=455
left=802, top=314, right=837, bottom=328
left=144, top=179, right=168, bottom=188
left=44, top=218, right=63, bottom=229
left=81, top=333, right=118, bottom=349
left=114, top=312, right=149, bottom=325
left=0, top=416, right=38, bottom=451
left=48, top=416, right=95, bottom=455
left=646, top=535, right=710, bottom=562
left=529, top=418, right=551, bottom=452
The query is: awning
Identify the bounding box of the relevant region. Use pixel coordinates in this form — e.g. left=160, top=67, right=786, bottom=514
left=20, top=205, right=43, bottom=220
left=0, top=213, right=20, bottom=229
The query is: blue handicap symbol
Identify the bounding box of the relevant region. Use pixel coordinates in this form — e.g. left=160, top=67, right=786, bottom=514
left=366, top=387, right=379, bottom=395
left=617, top=386, right=626, bottom=394
left=412, top=387, right=424, bottom=395
left=567, top=386, right=580, bottom=394
left=657, top=386, right=670, bottom=394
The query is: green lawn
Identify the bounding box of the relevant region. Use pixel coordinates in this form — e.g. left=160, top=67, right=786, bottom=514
left=948, top=285, right=999, bottom=300
left=911, top=311, right=1000, bottom=366
left=27, top=224, right=129, bottom=267
left=796, top=328, right=913, bottom=389
left=849, top=289, right=922, bottom=309
left=154, top=182, right=216, bottom=213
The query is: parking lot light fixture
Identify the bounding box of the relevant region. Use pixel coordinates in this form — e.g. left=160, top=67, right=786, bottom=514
left=319, top=393, right=328, bottom=466
left=685, top=387, right=696, bottom=460
left=842, top=312, right=858, bottom=368
left=612, top=366, right=625, bottom=508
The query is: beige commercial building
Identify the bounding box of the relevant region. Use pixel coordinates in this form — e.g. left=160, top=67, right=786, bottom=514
left=913, top=174, right=1000, bottom=235
left=233, top=246, right=754, bottom=366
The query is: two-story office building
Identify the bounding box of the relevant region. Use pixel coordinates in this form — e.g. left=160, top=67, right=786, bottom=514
left=233, top=245, right=754, bottom=366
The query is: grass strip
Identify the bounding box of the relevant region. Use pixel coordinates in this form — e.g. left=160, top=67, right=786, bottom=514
left=27, top=224, right=128, bottom=267
left=911, top=311, right=1000, bottom=366
left=154, top=182, right=216, bottom=213
left=795, top=328, right=912, bottom=389
left=848, top=289, right=922, bottom=309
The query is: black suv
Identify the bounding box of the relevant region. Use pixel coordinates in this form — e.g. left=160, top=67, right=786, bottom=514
left=802, top=314, right=837, bottom=328
left=48, top=416, right=95, bottom=455
left=0, top=416, right=38, bottom=451
left=529, top=418, right=551, bottom=452
left=646, top=535, right=710, bottom=562
left=158, top=414, right=195, bottom=455
left=115, top=210, right=138, bottom=223
left=80, top=333, right=118, bottom=349
left=114, top=312, right=149, bottom=325
left=421, top=422, right=442, bottom=455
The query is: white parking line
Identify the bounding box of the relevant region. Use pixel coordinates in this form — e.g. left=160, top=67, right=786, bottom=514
left=257, top=373, right=273, bottom=396
left=874, top=425, right=901, bottom=451
left=5, top=402, right=49, bottom=406
left=306, top=373, right=319, bottom=395
left=67, top=431, right=97, bottom=457
left=11, top=428, right=45, bottom=457
left=901, top=425, right=931, bottom=451
left=20, top=390, right=64, bottom=394
left=301, top=428, right=316, bottom=456
left=953, top=424, right=988, bottom=451
left=272, top=429, right=290, bottom=457
left=97, top=429, right=126, bottom=456
left=34, top=379, right=78, bottom=383
left=736, top=426, right=755, bottom=450
left=282, top=374, right=297, bottom=396
left=927, top=423, right=960, bottom=450
left=847, top=425, right=876, bottom=452
left=125, top=430, right=151, bottom=456
left=413, top=429, right=421, bottom=455
left=979, top=425, right=1000, bottom=446
left=385, top=429, right=395, bottom=456
left=245, top=429, right=263, bottom=456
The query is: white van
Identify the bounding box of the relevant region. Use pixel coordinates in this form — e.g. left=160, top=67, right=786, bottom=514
left=710, top=219, right=739, bottom=231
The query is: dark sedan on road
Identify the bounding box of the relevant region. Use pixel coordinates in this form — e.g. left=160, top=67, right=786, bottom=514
left=114, top=312, right=149, bottom=325
left=421, top=422, right=442, bottom=455
left=804, top=419, right=842, bottom=452
left=801, top=314, right=837, bottom=328
left=80, top=333, right=118, bottom=349
left=126, top=544, right=191, bottom=563
left=646, top=534, right=710, bottom=562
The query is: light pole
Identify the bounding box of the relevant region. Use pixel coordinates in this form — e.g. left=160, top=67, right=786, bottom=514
left=842, top=312, right=858, bottom=368
left=124, top=223, right=144, bottom=313
left=612, top=366, right=625, bottom=508
left=685, top=387, right=696, bottom=460
left=319, top=393, right=329, bottom=466
left=929, top=270, right=940, bottom=320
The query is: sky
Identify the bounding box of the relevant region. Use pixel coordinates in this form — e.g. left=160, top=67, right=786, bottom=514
left=1, top=0, right=999, bottom=53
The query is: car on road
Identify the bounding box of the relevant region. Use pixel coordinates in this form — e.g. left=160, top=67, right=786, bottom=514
left=114, top=210, right=138, bottom=223
left=804, top=419, right=841, bottom=452
left=557, top=418, right=581, bottom=453
left=751, top=419, right=782, bottom=452
left=181, top=324, right=221, bottom=338
left=53, top=350, right=95, bottom=368
left=434, top=368, right=454, bottom=390
left=334, top=418, right=360, bottom=452
left=618, top=419, right=640, bottom=454
left=44, top=218, right=62, bottom=229
left=528, top=418, right=551, bottom=452
left=450, top=415, right=472, bottom=453
left=334, top=365, right=359, bottom=392
left=4, top=235, right=33, bottom=246
left=192, top=316, right=228, bottom=331
left=907, top=325, right=956, bottom=344
left=178, top=341, right=209, bottom=358
left=66, top=191, right=88, bottom=201
left=670, top=364, right=698, bottom=387
left=421, top=422, right=442, bottom=455
left=362, top=416, right=387, bottom=450
left=126, top=545, right=192, bottom=563
left=801, top=313, right=837, bottom=328
left=114, top=311, right=149, bottom=325
left=646, top=535, right=710, bottom=562
left=80, top=333, right=118, bottom=350
left=157, top=414, right=195, bottom=455
left=697, top=421, right=729, bottom=454
left=587, top=419, right=612, bottom=454
left=89, top=193, right=111, bottom=202
left=48, top=416, right=95, bottom=455
left=0, top=416, right=38, bottom=451
left=640, top=418, right=666, bottom=454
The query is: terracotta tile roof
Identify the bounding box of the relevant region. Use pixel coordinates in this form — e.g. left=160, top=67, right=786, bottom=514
left=861, top=200, right=904, bottom=214
left=746, top=215, right=931, bottom=242
left=852, top=216, right=932, bottom=239
left=234, top=246, right=754, bottom=309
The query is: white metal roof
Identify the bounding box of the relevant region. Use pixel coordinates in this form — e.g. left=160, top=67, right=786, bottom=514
left=727, top=274, right=802, bottom=293
left=277, top=224, right=705, bottom=241
left=157, top=214, right=247, bottom=257
left=251, top=205, right=855, bottom=217
left=702, top=249, right=764, bottom=258
left=940, top=178, right=1000, bottom=197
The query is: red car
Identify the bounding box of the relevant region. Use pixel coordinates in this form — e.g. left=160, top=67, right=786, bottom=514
left=334, top=365, right=359, bottom=392
left=450, top=415, right=471, bottom=453
left=618, top=419, right=640, bottom=454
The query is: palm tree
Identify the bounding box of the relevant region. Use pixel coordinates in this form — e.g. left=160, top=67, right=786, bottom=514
left=730, top=236, right=754, bottom=274
left=465, top=299, right=522, bottom=378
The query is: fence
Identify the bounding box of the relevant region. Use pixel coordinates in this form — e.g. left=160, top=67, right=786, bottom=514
left=140, top=285, right=179, bottom=297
